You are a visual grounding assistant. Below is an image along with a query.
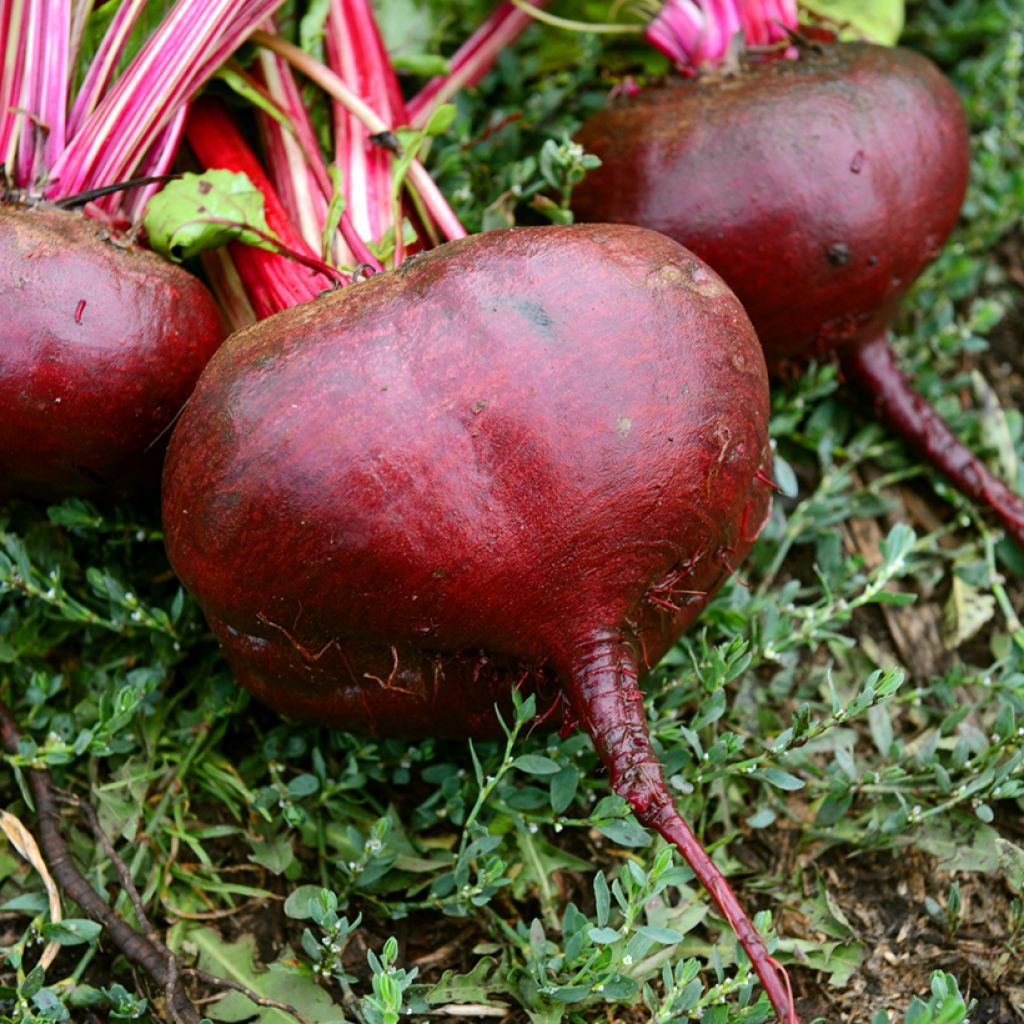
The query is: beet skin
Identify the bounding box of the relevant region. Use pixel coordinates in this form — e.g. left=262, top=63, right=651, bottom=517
left=575, top=44, right=968, bottom=367
left=163, top=223, right=770, bottom=737
left=0, top=205, right=225, bottom=499
left=574, top=44, right=1024, bottom=550
left=163, top=224, right=796, bottom=1019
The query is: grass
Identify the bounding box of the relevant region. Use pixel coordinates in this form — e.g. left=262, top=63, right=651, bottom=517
left=1, top=1, right=1023, bottom=1022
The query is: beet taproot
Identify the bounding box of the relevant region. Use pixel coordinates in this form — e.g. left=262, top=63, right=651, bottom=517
left=573, top=43, right=1024, bottom=550
left=0, top=206, right=225, bottom=498
left=162, top=223, right=796, bottom=1019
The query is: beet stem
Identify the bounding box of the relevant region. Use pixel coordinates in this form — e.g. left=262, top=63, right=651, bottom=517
left=841, top=334, right=1024, bottom=551
left=562, top=632, right=799, bottom=1024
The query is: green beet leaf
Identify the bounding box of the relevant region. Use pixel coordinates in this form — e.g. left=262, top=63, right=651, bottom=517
left=144, top=169, right=278, bottom=262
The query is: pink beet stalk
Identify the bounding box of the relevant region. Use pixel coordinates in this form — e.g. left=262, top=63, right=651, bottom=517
left=121, top=106, right=189, bottom=225
left=49, top=0, right=284, bottom=209
left=3, top=0, right=41, bottom=183
left=646, top=0, right=797, bottom=69
left=250, top=44, right=380, bottom=270
left=66, top=0, right=147, bottom=137
left=245, top=4, right=467, bottom=273
left=38, top=0, right=70, bottom=170
left=0, top=0, right=25, bottom=169
left=192, top=3, right=473, bottom=321
left=739, top=0, right=798, bottom=47
left=646, top=0, right=742, bottom=69
left=251, top=30, right=467, bottom=245
left=1, top=0, right=286, bottom=226
left=327, top=0, right=408, bottom=249
left=254, top=51, right=337, bottom=254
left=407, top=0, right=551, bottom=128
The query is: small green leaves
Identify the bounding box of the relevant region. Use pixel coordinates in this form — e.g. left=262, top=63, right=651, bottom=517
left=422, top=102, right=457, bottom=137
left=41, top=919, right=102, bottom=945
left=594, top=818, right=651, bottom=848
left=529, top=137, right=602, bottom=223
left=144, top=170, right=278, bottom=262
left=365, top=936, right=419, bottom=1024
left=512, top=754, right=562, bottom=775
left=759, top=767, right=805, bottom=791
left=549, top=764, right=578, bottom=814
left=900, top=971, right=971, bottom=1024
left=880, top=522, right=916, bottom=572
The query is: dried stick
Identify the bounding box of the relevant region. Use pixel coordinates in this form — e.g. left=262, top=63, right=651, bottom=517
left=0, top=698, right=200, bottom=1024
left=71, top=795, right=161, bottom=943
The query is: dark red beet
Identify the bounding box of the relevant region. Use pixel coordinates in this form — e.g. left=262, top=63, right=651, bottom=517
left=162, top=224, right=794, bottom=1019
left=573, top=44, right=1024, bottom=549
left=0, top=205, right=225, bottom=499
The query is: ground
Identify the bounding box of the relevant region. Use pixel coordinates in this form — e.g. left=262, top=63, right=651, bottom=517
left=1, top=3, right=1023, bottom=1024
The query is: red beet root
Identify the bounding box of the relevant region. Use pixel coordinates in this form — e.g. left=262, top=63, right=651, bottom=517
left=574, top=43, right=1024, bottom=549
left=163, top=223, right=793, bottom=1018
left=0, top=206, right=225, bottom=498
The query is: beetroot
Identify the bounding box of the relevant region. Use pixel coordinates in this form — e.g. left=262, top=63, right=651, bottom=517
left=162, top=223, right=796, bottom=1019
left=573, top=42, right=1024, bottom=549
left=0, top=206, right=224, bottom=498
left=0, top=0, right=287, bottom=499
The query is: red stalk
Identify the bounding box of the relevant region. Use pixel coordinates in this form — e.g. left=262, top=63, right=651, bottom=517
left=646, top=0, right=740, bottom=69
left=249, top=47, right=380, bottom=270
left=250, top=1, right=472, bottom=275
left=39, top=0, right=70, bottom=170
left=191, top=1, right=460, bottom=323
left=1, top=0, right=288, bottom=239
left=841, top=334, right=1024, bottom=550
left=739, top=0, right=798, bottom=47
left=0, top=0, right=25, bottom=169
left=67, top=0, right=90, bottom=86
left=194, top=0, right=506, bottom=325
left=66, top=0, right=147, bottom=137
left=195, top=4, right=474, bottom=333
left=255, top=51, right=336, bottom=253
left=185, top=96, right=333, bottom=320
left=6, top=0, right=42, bottom=185
left=122, top=106, right=188, bottom=225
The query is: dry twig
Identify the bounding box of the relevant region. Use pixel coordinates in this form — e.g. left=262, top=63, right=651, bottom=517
left=0, top=698, right=200, bottom=1024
